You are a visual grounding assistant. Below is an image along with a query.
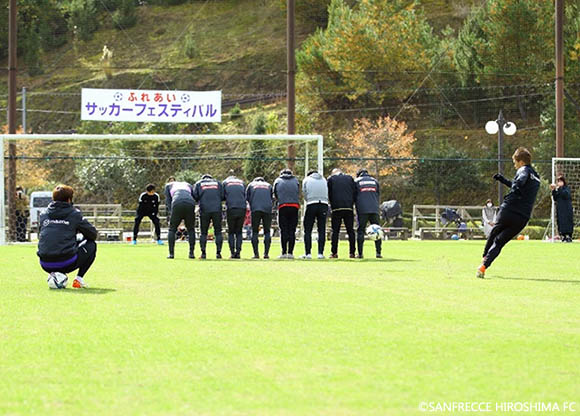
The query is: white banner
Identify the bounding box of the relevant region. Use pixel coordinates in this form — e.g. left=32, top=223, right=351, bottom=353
left=81, top=88, right=221, bottom=123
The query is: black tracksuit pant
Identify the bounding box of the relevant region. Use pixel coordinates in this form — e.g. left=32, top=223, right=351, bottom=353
left=133, top=212, right=161, bottom=240
left=482, top=209, right=528, bottom=268
left=168, top=202, right=196, bottom=256
left=227, top=208, right=245, bottom=256
left=303, top=203, right=328, bottom=255
left=357, top=212, right=382, bottom=257
left=200, top=211, right=223, bottom=255
left=41, top=239, right=97, bottom=278
left=331, top=209, right=355, bottom=256
left=278, top=206, right=298, bottom=255
left=251, top=211, right=272, bottom=257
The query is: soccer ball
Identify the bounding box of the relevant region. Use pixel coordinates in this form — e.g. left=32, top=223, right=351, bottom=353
left=365, top=224, right=384, bottom=241
left=47, top=272, right=68, bottom=289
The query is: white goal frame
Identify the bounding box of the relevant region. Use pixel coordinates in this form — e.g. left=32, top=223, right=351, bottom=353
left=0, top=133, right=324, bottom=245
left=551, top=157, right=579, bottom=241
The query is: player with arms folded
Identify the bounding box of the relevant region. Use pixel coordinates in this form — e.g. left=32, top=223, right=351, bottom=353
left=477, top=147, right=540, bottom=278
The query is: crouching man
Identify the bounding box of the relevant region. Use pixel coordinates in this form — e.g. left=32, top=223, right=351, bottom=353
left=37, top=185, right=98, bottom=288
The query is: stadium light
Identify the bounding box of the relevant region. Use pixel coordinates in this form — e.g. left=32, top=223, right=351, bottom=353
left=486, top=110, right=517, bottom=203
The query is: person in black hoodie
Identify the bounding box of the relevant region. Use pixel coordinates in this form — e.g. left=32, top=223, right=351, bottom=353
left=327, top=168, right=356, bottom=258
left=354, top=169, right=382, bottom=259
left=246, top=177, right=274, bottom=259
left=477, top=147, right=541, bottom=278
left=37, top=185, right=97, bottom=288
left=551, top=174, right=574, bottom=242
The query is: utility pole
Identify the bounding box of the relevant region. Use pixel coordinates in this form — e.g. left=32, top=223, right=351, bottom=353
left=7, top=0, right=18, bottom=242
left=555, top=0, right=564, bottom=157
left=287, top=0, right=296, bottom=170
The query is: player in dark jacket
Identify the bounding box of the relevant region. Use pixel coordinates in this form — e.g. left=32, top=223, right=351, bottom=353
left=132, top=184, right=162, bottom=245
left=165, top=178, right=196, bottom=259
left=246, top=177, right=273, bottom=259
left=551, top=175, right=574, bottom=242
left=273, top=168, right=300, bottom=259
left=194, top=174, right=224, bottom=259
left=37, top=185, right=97, bottom=288
left=327, top=168, right=356, bottom=258
left=223, top=170, right=246, bottom=258
left=477, top=147, right=541, bottom=278
left=354, top=169, right=382, bottom=258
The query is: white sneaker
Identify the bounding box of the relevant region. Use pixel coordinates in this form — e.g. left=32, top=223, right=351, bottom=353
left=299, top=254, right=312, bottom=260
left=278, top=254, right=288, bottom=259
left=317, top=254, right=325, bottom=259
left=72, top=276, right=87, bottom=288
left=287, top=254, right=294, bottom=260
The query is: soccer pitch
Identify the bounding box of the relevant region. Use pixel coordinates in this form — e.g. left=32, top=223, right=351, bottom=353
left=1, top=240, right=578, bottom=415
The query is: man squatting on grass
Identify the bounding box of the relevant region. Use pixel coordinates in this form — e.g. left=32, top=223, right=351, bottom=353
left=194, top=174, right=225, bottom=259
left=165, top=177, right=196, bottom=259
left=273, top=168, right=300, bottom=259
left=132, top=184, right=163, bottom=245
left=477, top=147, right=540, bottom=278
left=246, top=176, right=273, bottom=259
left=355, top=169, right=382, bottom=259
left=327, top=168, right=356, bottom=258
left=300, top=170, right=329, bottom=259
left=223, top=170, right=246, bottom=259
left=37, top=185, right=97, bottom=288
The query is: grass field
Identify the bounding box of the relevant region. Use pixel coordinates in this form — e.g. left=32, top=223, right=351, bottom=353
left=0, top=240, right=578, bottom=415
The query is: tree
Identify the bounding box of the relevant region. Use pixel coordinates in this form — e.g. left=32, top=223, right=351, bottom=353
left=296, top=0, right=438, bottom=111
left=243, top=114, right=269, bottom=180
left=338, top=116, right=415, bottom=179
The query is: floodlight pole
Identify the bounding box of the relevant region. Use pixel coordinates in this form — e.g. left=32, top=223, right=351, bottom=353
left=555, top=0, right=564, bottom=157
left=6, top=0, right=18, bottom=242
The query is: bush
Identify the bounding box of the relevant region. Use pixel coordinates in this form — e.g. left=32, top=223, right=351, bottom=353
left=68, top=0, right=99, bottom=41
left=183, top=33, right=198, bottom=59
left=113, top=0, right=138, bottom=30
left=229, top=103, right=242, bottom=120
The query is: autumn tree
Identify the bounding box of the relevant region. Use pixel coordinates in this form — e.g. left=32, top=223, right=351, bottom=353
left=337, top=116, right=415, bottom=179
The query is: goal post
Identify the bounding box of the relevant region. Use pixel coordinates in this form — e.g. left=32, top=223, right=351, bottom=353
left=0, top=133, right=323, bottom=245
left=551, top=157, right=580, bottom=241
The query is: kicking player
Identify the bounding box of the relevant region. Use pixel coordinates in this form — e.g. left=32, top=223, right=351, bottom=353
left=165, top=178, right=196, bottom=259
left=223, top=170, right=246, bottom=259
left=37, top=185, right=97, bottom=288
left=194, top=174, right=224, bottom=259
left=354, top=169, right=382, bottom=259
left=246, top=176, right=273, bottom=259
left=477, top=147, right=540, bottom=278
left=132, top=184, right=162, bottom=245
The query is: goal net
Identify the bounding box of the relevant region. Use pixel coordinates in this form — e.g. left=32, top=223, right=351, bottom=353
left=0, top=134, right=323, bottom=244
left=551, top=157, right=580, bottom=241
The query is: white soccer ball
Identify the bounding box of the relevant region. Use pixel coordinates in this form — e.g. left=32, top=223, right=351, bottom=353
left=47, top=272, right=68, bottom=289
left=366, top=224, right=384, bottom=241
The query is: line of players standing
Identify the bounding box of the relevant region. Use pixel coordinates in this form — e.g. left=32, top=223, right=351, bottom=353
left=133, top=168, right=384, bottom=260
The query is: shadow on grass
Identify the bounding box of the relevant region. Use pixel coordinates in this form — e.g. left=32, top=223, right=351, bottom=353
left=494, top=275, right=580, bottom=284
left=60, top=287, right=117, bottom=295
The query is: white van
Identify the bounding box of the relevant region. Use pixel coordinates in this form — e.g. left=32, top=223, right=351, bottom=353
left=29, top=191, right=53, bottom=229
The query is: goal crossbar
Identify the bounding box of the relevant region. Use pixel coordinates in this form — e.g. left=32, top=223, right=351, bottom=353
left=0, top=133, right=324, bottom=245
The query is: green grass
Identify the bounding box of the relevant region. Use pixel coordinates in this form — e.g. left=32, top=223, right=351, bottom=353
left=0, top=240, right=579, bottom=415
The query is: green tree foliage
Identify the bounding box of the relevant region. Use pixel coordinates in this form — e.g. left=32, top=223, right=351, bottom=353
left=412, top=141, right=486, bottom=205
left=243, top=114, right=269, bottom=180
left=454, top=0, right=554, bottom=85
left=68, top=0, right=99, bottom=41
left=113, top=0, right=138, bottom=30
left=296, top=0, right=438, bottom=111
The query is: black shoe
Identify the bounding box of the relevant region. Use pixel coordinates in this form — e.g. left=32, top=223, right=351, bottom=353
left=189, top=253, right=195, bottom=259
left=235, top=253, right=241, bottom=259
left=330, top=253, right=338, bottom=259
left=252, top=255, right=260, bottom=259
left=216, top=253, right=222, bottom=259
left=263, top=254, right=269, bottom=259
left=349, top=253, right=356, bottom=259
left=167, top=254, right=174, bottom=259
left=356, top=254, right=363, bottom=259
left=200, top=252, right=206, bottom=259
left=376, top=254, right=383, bottom=259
